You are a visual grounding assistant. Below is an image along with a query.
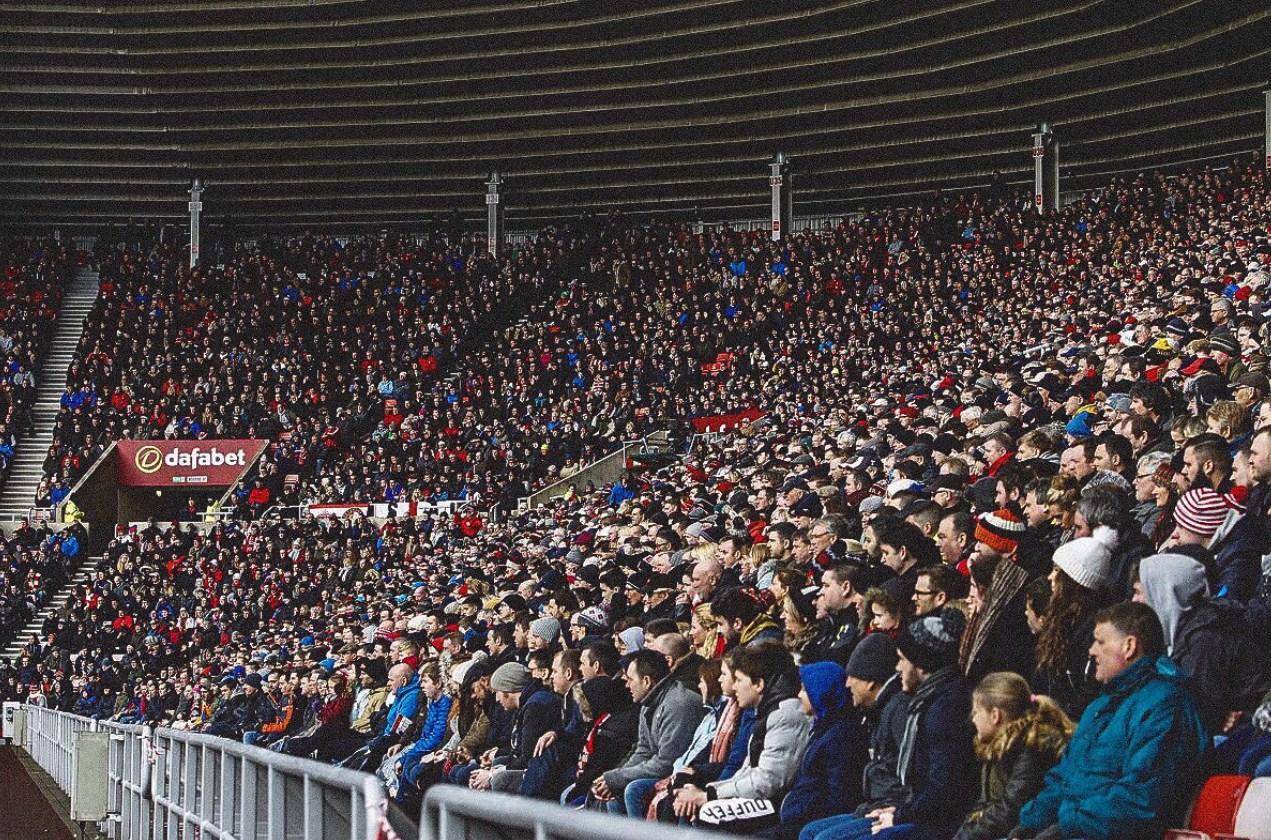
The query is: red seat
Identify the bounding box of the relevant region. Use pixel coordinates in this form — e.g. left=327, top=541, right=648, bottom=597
left=1188, top=776, right=1253, bottom=837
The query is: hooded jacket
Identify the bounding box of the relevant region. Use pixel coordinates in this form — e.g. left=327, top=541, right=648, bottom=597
left=953, top=709, right=1071, bottom=840
left=778, top=662, right=869, bottom=830
left=504, top=678, right=558, bottom=771
left=573, top=676, right=639, bottom=793
left=707, top=667, right=809, bottom=803
left=1141, top=552, right=1270, bottom=733
left=383, top=674, right=421, bottom=737
left=1018, top=655, right=1207, bottom=840
left=1208, top=505, right=1268, bottom=600
left=602, top=674, right=706, bottom=792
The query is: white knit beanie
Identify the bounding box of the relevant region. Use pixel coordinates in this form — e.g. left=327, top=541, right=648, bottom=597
left=1052, top=526, right=1117, bottom=591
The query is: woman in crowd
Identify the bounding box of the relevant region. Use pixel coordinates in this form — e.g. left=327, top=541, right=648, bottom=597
left=1031, top=530, right=1115, bottom=717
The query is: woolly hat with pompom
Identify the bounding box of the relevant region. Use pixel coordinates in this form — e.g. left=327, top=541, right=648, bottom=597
left=1052, top=525, right=1118, bottom=592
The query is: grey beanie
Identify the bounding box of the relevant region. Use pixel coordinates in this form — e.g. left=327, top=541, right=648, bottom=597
left=845, top=632, right=899, bottom=684
left=530, top=616, right=561, bottom=644
left=897, top=606, right=967, bottom=673
left=490, top=662, right=531, bottom=694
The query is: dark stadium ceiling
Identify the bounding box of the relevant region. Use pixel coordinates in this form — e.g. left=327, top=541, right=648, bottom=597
left=1, top=0, right=1268, bottom=230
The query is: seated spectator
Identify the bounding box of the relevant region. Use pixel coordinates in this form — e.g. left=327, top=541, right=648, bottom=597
left=673, top=642, right=809, bottom=832
left=761, top=660, right=870, bottom=840
left=1032, top=530, right=1115, bottom=717
left=953, top=673, right=1073, bottom=840
left=1137, top=552, right=1269, bottom=734
left=596, top=649, right=706, bottom=815
left=1011, top=602, right=1208, bottom=840
left=469, top=662, right=557, bottom=793
left=801, top=607, right=976, bottom=840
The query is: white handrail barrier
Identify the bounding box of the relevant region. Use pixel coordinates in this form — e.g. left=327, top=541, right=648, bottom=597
left=20, top=705, right=392, bottom=840
left=422, top=786, right=738, bottom=840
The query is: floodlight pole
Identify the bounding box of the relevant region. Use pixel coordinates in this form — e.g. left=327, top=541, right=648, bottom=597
left=1031, top=125, right=1059, bottom=212
left=769, top=153, right=792, bottom=241
left=188, top=178, right=203, bottom=269
left=486, top=171, right=504, bottom=258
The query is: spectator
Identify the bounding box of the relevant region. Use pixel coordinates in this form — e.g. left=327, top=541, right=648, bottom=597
left=1011, top=602, right=1208, bottom=840
left=953, top=673, right=1073, bottom=840
left=596, top=649, right=706, bottom=814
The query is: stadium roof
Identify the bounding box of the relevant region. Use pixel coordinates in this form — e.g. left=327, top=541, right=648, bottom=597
left=2, top=0, right=1268, bottom=229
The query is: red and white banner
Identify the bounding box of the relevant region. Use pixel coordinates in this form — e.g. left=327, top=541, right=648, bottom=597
left=691, top=407, right=765, bottom=434
left=115, top=440, right=267, bottom=487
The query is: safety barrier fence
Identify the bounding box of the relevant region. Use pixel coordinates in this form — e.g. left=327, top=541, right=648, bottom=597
left=17, top=704, right=394, bottom=840
left=16, top=705, right=734, bottom=840
left=420, top=786, right=729, bottom=840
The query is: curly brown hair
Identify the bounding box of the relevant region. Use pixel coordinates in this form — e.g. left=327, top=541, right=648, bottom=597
left=1034, top=569, right=1101, bottom=673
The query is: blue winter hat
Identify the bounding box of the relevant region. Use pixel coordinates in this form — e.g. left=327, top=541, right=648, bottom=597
left=1065, top=411, right=1093, bottom=439
left=799, top=661, right=849, bottom=721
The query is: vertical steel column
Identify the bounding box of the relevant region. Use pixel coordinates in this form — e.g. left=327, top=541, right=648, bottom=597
left=486, top=171, right=504, bottom=258
left=188, top=179, right=203, bottom=269
left=1264, top=90, right=1270, bottom=170
left=1031, top=125, right=1059, bottom=212
left=769, top=153, right=792, bottom=241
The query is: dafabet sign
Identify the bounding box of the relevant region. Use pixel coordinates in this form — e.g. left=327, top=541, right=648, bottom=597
left=115, top=440, right=267, bottom=487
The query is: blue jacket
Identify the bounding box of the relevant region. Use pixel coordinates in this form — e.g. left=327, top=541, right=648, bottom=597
left=383, top=674, right=422, bottom=737
left=780, top=662, right=869, bottom=828
left=1018, top=655, right=1207, bottom=840
left=399, top=693, right=453, bottom=779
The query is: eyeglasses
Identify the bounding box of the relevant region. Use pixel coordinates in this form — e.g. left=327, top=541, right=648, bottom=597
left=912, top=589, right=936, bottom=598
left=1135, top=473, right=1155, bottom=480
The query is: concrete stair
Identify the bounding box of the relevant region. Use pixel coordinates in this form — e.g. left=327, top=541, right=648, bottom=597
left=0, top=267, right=98, bottom=520
left=0, top=556, right=98, bottom=660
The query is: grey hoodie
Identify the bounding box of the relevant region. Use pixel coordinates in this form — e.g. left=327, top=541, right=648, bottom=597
left=1139, top=552, right=1207, bottom=655
left=603, top=677, right=706, bottom=792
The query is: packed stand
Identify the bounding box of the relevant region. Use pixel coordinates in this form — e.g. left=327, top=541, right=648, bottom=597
left=6, top=157, right=1271, bottom=839
left=0, top=235, right=70, bottom=479
left=40, top=228, right=594, bottom=512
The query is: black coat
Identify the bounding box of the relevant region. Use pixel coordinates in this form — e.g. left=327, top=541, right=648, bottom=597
left=1172, top=602, right=1270, bottom=734
left=964, top=587, right=1035, bottom=686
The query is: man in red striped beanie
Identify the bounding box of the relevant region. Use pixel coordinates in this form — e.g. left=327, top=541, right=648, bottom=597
left=1168, top=487, right=1230, bottom=547
left=973, top=508, right=1025, bottom=566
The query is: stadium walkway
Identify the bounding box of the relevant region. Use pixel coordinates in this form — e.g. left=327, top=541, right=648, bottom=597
left=0, top=746, right=81, bottom=839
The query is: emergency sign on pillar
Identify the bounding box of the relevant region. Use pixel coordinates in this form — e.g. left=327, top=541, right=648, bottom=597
left=486, top=171, right=504, bottom=258
left=1030, top=125, right=1059, bottom=213
left=188, top=178, right=204, bottom=269
left=769, top=153, right=792, bottom=242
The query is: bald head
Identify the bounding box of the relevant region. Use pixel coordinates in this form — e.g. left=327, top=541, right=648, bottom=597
left=651, top=632, right=690, bottom=663
left=691, top=559, right=723, bottom=601
left=388, top=663, right=414, bottom=690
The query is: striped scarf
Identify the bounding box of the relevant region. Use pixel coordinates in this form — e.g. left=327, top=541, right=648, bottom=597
left=709, top=698, right=742, bottom=765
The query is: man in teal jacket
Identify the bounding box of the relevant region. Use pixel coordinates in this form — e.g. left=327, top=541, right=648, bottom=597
left=1012, top=602, right=1207, bottom=840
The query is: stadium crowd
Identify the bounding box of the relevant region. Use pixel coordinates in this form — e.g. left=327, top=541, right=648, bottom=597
left=0, top=236, right=70, bottom=477
left=4, top=156, right=1271, bottom=838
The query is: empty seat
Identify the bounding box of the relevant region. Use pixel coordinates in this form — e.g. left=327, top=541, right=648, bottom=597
left=1234, top=777, right=1271, bottom=840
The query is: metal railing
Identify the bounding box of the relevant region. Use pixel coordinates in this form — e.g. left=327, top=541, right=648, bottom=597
left=20, top=705, right=393, bottom=840
left=520, top=429, right=671, bottom=510
left=421, top=787, right=727, bottom=840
